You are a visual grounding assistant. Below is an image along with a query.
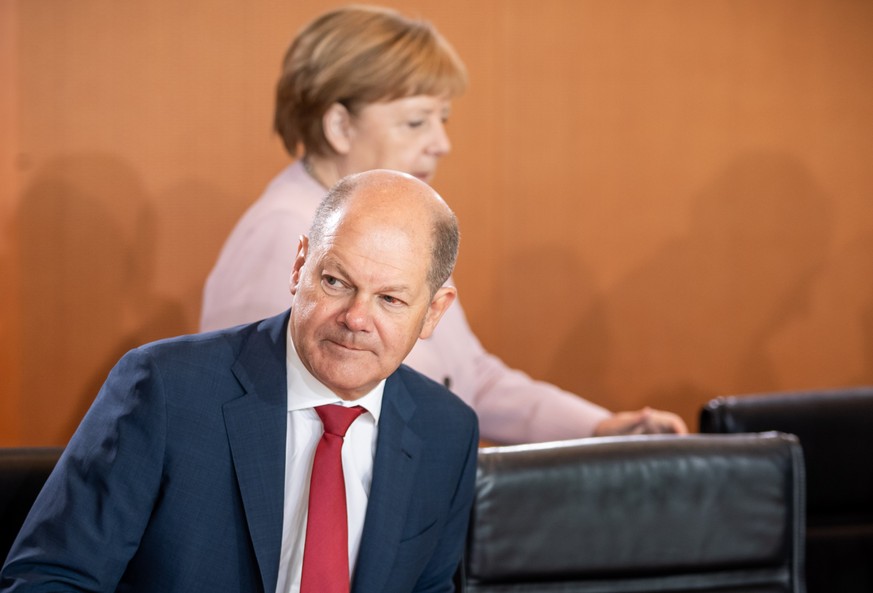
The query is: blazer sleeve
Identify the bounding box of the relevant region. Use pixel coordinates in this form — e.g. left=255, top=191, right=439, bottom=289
left=410, top=408, right=479, bottom=593
left=1, top=348, right=167, bottom=592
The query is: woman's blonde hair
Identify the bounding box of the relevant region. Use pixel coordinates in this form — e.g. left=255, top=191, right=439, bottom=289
left=274, top=5, right=468, bottom=157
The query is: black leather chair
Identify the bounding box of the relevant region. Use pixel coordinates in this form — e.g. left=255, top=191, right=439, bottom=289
left=0, top=447, right=63, bottom=564
left=463, top=433, right=805, bottom=593
left=700, top=387, right=873, bottom=593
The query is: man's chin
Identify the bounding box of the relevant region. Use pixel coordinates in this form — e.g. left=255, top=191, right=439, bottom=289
left=311, top=363, right=380, bottom=400
left=322, top=379, right=377, bottom=401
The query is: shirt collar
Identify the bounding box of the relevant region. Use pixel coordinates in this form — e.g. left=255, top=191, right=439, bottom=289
left=286, top=324, right=383, bottom=422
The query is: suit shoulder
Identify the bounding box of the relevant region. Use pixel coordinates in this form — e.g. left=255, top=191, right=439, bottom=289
left=394, top=364, right=477, bottom=422
left=132, top=326, right=239, bottom=361
left=127, top=313, right=285, bottom=367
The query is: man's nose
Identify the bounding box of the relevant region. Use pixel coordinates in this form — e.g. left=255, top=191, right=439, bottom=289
left=340, top=296, right=373, bottom=332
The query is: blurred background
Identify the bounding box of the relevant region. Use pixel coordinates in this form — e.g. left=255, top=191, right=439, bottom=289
left=2, top=0, right=872, bottom=445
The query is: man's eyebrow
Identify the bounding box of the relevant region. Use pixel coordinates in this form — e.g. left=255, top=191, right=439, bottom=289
left=380, top=283, right=413, bottom=297
left=324, top=258, right=413, bottom=296
left=321, top=256, right=347, bottom=277
left=320, top=259, right=353, bottom=287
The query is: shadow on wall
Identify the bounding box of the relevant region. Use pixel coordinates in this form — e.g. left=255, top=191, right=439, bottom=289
left=764, top=231, right=873, bottom=388
left=547, top=151, right=835, bottom=425
left=491, top=244, right=608, bottom=399
left=16, top=153, right=186, bottom=444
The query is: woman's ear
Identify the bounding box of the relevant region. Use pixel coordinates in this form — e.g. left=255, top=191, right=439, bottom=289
left=323, top=102, right=353, bottom=155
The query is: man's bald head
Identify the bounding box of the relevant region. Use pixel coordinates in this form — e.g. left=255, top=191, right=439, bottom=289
left=309, top=169, right=460, bottom=295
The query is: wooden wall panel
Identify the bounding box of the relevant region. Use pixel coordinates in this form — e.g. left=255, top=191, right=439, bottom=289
left=472, top=0, right=873, bottom=425
left=1, top=0, right=22, bottom=444
left=2, top=0, right=872, bottom=445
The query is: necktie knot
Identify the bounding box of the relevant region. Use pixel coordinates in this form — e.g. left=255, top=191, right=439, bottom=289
left=316, top=405, right=365, bottom=437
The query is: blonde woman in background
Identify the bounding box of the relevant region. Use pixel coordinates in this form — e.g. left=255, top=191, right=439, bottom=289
left=201, top=5, right=687, bottom=443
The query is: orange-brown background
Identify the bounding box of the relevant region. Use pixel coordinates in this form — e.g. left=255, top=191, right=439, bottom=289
left=2, top=0, right=872, bottom=446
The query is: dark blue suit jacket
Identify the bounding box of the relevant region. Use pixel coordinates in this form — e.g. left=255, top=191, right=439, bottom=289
left=1, top=312, right=479, bottom=593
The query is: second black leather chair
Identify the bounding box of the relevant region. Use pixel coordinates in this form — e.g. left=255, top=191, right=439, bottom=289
left=701, top=387, right=873, bottom=593
left=465, top=432, right=805, bottom=593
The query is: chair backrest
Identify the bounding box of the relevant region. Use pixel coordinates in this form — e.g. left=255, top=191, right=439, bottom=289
left=464, top=433, right=805, bottom=593
left=700, top=387, right=873, bottom=593
left=0, top=447, right=63, bottom=565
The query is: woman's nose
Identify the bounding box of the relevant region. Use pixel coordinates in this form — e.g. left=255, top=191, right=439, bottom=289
left=429, top=121, right=451, bottom=156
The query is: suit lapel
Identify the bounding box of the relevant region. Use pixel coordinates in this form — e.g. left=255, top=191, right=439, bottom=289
left=352, top=373, right=422, bottom=593
left=223, top=313, right=289, bottom=593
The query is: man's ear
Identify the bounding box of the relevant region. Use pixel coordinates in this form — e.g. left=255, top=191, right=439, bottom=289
left=419, top=286, right=457, bottom=340
left=323, top=102, right=353, bottom=155
left=289, top=235, right=309, bottom=296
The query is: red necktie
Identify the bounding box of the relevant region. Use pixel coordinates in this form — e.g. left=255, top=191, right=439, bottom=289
left=300, top=405, right=366, bottom=593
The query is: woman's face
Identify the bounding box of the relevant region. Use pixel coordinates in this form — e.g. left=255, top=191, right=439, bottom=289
left=344, top=95, right=453, bottom=184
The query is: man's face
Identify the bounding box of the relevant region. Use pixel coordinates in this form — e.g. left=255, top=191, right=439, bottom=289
left=343, top=94, right=453, bottom=184
left=289, top=205, right=454, bottom=400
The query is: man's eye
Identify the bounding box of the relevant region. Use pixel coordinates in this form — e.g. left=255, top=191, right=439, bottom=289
left=408, top=120, right=424, bottom=129
left=323, top=275, right=342, bottom=288
left=382, top=295, right=402, bottom=306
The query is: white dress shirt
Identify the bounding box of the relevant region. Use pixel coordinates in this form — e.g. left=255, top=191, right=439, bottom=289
left=275, top=328, right=384, bottom=593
